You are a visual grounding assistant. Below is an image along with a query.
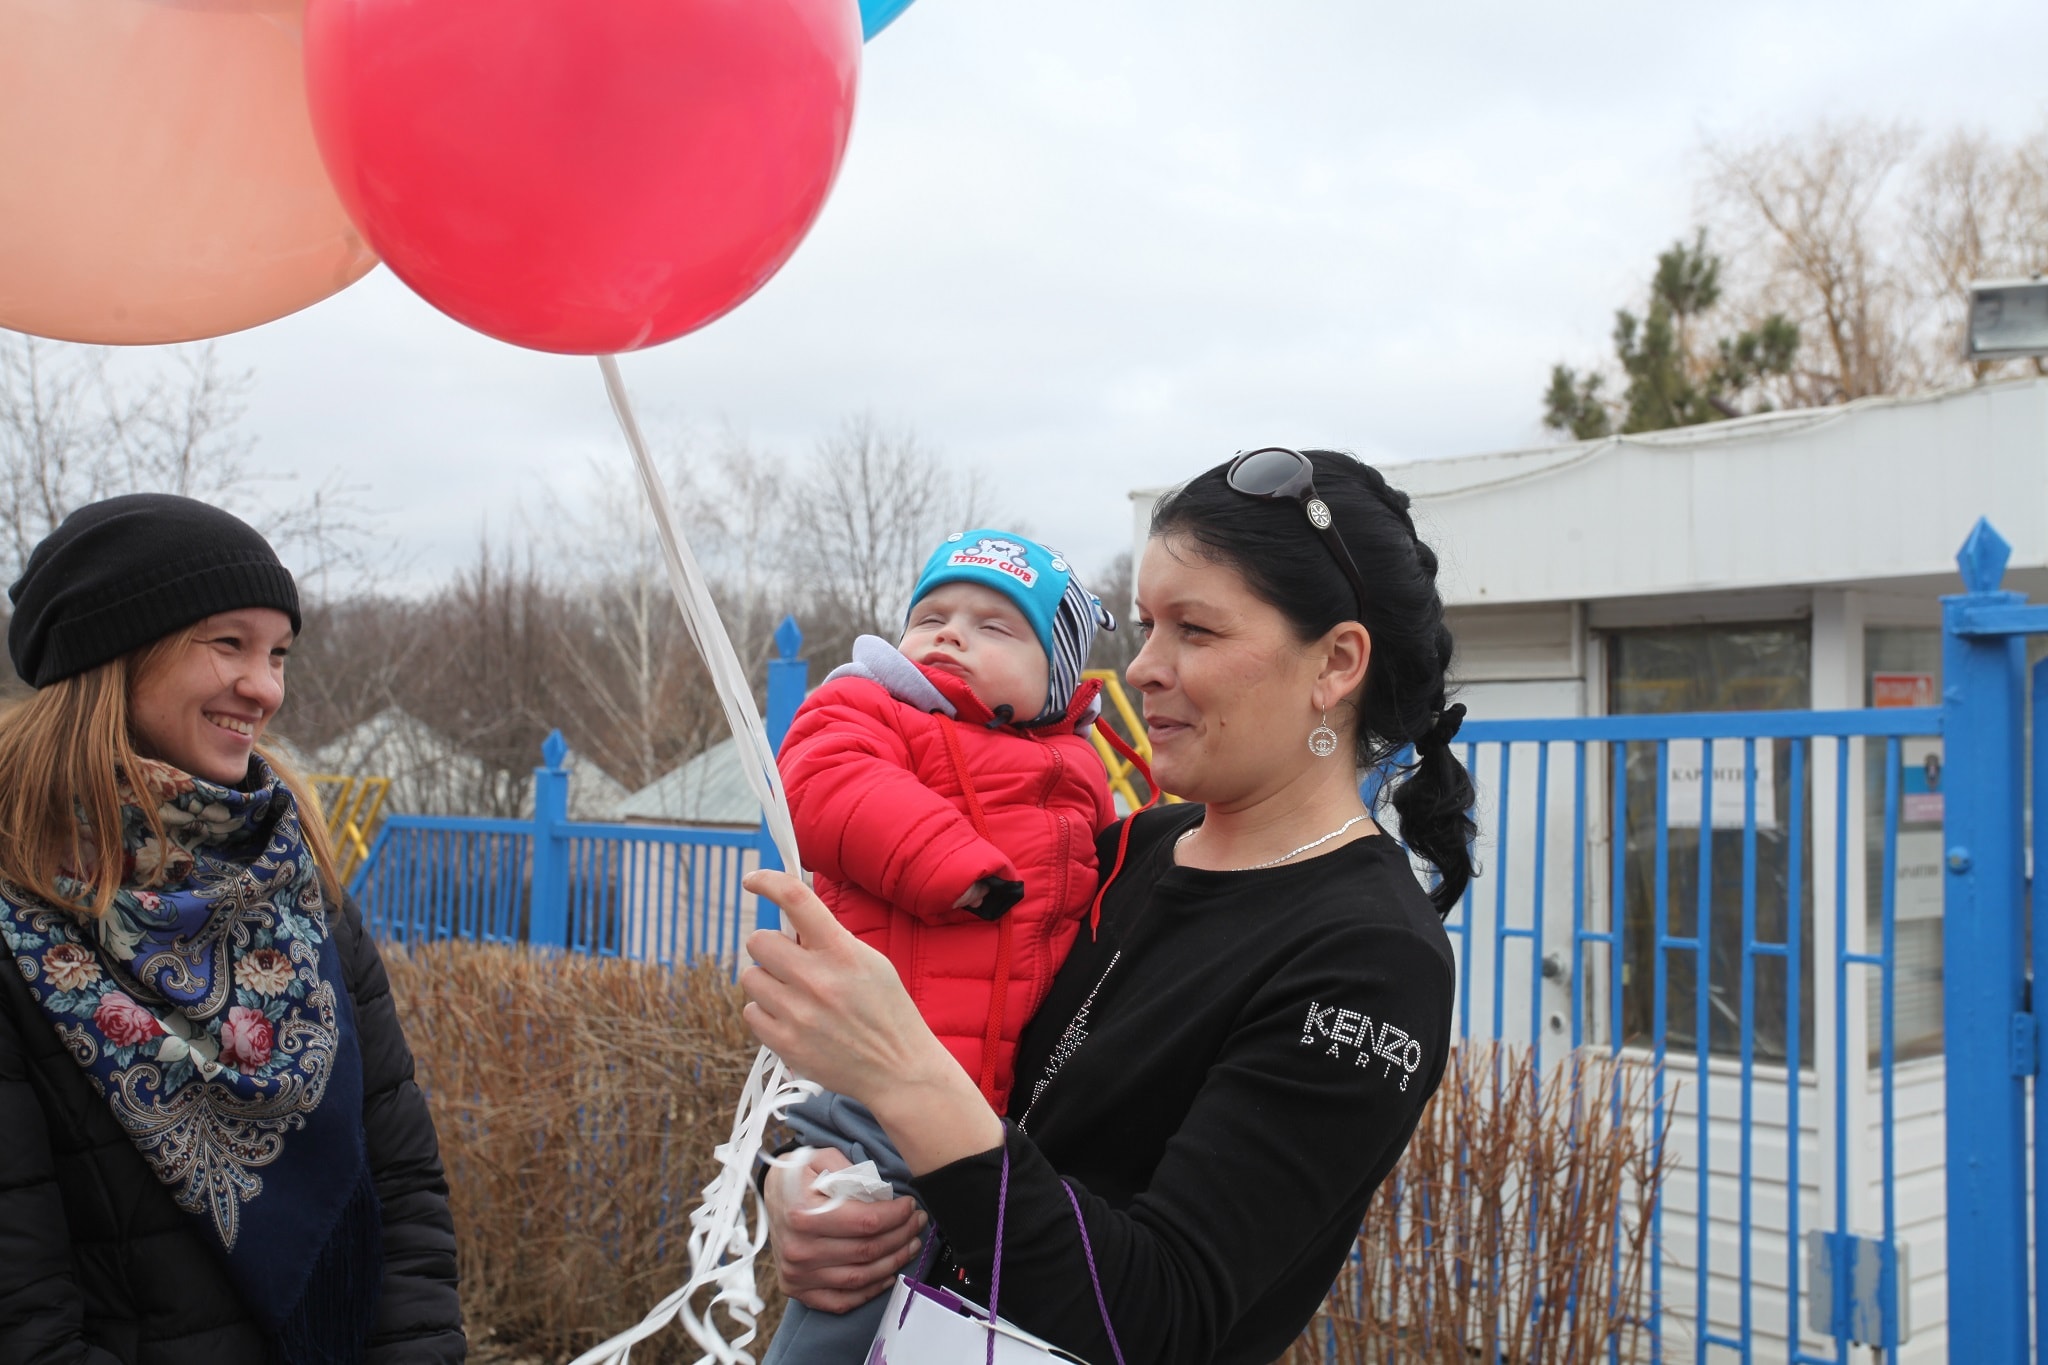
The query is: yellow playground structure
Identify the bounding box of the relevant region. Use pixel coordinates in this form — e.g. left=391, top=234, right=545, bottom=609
left=1081, top=668, right=1180, bottom=811
left=307, top=773, right=392, bottom=882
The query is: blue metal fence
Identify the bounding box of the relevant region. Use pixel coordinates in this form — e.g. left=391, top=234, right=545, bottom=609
left=1446, top=707, right=1934, bottom=1361
left=1943, top=519, right=2037, bottom=1364
left=1435, top=515, right=2048, bottom=1363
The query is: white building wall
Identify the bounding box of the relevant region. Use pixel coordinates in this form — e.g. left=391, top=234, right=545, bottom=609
left=1625, top=1063, right=1947, bottom=1363
left=1129, top=379, right=2048, bottom=611
left=1652, top=1067, right=1827, bottom=1362
left=1884, top=1060, right=1948, bottom=1365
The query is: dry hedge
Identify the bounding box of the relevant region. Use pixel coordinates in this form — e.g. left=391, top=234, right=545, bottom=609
left=387, top=942, right=1667, bottom=1365
left=1283, top=1044, right=1671, bottom=1364
left=384, top=940, right=783, bottom=1363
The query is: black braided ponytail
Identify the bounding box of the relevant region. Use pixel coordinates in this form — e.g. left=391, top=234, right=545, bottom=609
left=1151, top=450, right=1476, bottom=917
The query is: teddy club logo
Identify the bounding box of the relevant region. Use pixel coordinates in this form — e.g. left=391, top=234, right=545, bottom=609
left=947, top=537, right=1038, bottom=587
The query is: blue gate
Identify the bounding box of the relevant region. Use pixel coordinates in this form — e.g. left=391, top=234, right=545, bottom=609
left=1443, top=517, right=2043, bottom=1361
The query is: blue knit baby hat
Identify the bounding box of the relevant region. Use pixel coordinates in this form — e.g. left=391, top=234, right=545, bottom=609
left=909, top=529, right=1114, bottom=724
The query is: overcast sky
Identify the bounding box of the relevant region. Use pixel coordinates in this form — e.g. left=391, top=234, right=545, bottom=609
left=202, top=0, right=2048, bottom=591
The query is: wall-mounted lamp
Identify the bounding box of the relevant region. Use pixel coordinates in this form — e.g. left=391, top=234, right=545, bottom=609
left=1966, top=277, right=2048, bottom=362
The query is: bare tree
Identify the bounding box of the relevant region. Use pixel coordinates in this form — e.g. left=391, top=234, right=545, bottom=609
left=261, top=482, right=579, bottom=808
left=0, top=339, right=121, bottom=577
left=0, top=333, right=367, bottom=593
left=276, top=594, right=436, bottom=754
left=535, top=459, right=717, bottom=793
left=1703, top=121, right=1922, bottom=405
left=1911, top=127, right=2048, bottom=381
left=281, top=556, right=589, bottom=819
left=282, top=412, right=992, bottom=814
left=1693, top=118, right=2048, bottom=410
left=789, top=414, right=988, bottom=667
left=384, top=535, right=566, bottom=817
left=691, top=433, right=802, bottom=675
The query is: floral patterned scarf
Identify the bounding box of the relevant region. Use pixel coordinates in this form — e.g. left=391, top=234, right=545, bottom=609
left=0, top=756, right=380, bottom=1364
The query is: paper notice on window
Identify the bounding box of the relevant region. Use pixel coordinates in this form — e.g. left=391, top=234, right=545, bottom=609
left=1872, top=672, right=1936, bottom=710
left=1893, top=829, right=1945, bottom=921
left=1664, top=738, right=1777, bottom=832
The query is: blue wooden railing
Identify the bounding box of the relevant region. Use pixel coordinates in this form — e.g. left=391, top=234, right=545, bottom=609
left=348, top=615, right=810, bottom=962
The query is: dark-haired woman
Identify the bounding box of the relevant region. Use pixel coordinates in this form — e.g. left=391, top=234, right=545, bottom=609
left=0, top=494, right=464, bottom=1364
left=742, top=449, right=1469, bottom=1365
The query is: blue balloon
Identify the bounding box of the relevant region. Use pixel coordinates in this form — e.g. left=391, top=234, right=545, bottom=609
left=860, top=0, right=916, bottom=39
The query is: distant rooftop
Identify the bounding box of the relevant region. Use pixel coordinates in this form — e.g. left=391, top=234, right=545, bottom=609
left=312, top=708, right=626, bottom=819
left=1131, top=378, right=2048, bottom=608
left=616, top=735, right=763, bottom=827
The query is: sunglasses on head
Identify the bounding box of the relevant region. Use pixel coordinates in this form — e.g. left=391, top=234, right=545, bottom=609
left=1224, top=447, right=1369, bottom=621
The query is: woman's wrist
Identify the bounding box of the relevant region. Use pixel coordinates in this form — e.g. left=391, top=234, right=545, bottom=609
left=865, top=1050, right=1006, bottom=1177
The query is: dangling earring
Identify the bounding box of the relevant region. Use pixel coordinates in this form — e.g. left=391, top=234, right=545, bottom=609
left=1308, top=711, right=1339, bottom=758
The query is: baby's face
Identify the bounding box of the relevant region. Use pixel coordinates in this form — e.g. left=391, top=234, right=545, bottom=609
left=901, top=582, right=1050, bottom=720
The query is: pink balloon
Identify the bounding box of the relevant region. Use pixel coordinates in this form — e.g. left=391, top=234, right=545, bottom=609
left=0, top=0, right=377, bottom=345
left=303, top=0, right=861, bottom=355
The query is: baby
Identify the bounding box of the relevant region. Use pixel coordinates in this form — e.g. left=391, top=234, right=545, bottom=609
left=763, top=529, right=1117, bottom=1363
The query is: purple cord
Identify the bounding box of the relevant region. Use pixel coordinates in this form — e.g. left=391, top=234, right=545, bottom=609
left=915, top=1131, right=1126, bottom=1365
left=986, top=1140, right=1010, bottom=1365
left=1062, top=1181, right=1127, bottom=1365
left=895, top=1225, right=940, bottom=1329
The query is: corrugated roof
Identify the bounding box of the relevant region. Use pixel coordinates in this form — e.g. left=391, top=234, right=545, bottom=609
left=1130, top=378, right=2048, bottom=608
left=616, top=736, right=762, bottom=827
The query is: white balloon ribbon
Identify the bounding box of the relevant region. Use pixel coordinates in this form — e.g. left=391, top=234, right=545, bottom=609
left=569, top=355, right=818, bottom=1365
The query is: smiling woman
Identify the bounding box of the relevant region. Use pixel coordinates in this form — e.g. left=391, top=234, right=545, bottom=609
left=0, top=494, right=464, bottom=1365
left=127, top=608, right=296, bottom=786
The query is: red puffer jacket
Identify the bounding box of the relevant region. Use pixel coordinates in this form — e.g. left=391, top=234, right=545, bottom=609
left=779, top=662, right=1114, bottom=1110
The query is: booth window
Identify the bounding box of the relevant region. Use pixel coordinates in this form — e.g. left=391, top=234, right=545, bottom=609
left=1609, top=624, right=1815, bottom=1064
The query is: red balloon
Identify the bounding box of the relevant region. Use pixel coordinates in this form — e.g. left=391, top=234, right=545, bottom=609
left=303, top=0, right=861, bottom=354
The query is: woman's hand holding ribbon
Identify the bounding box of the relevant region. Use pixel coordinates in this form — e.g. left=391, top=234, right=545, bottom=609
left=741, top=870, right=1005, bottom=1177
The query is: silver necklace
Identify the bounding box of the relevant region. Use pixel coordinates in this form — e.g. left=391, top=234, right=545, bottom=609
left=1176, top=813, right=1373, bottom=871
left=1020, top=810, right=1373, bottom=1134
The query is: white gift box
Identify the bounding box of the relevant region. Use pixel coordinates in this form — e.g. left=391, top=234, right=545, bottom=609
left=864, top=1273, right=1094, bottom=1365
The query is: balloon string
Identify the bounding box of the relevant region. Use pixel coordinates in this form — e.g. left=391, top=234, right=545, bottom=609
left=596, top=354, right=801, bottom=872
left=573, top=355, right=819, bottom=1365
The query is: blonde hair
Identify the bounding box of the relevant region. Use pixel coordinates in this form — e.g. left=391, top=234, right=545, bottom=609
left=0, top=631, right=340, bottom=915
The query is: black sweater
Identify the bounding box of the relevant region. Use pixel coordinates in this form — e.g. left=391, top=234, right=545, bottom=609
left=0, top=895, right=465, bottom=1365
left=911, top=804, right=1455, bottom=1365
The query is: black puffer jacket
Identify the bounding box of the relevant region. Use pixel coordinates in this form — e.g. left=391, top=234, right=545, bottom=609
left=0, top=895, right=465, bottom=1365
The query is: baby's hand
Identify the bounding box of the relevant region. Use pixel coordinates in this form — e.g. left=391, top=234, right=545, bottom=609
left=952, top=876, right=1024, bottom=918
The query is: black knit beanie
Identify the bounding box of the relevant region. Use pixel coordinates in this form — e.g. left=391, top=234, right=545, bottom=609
left=7, top=493, right=302, bottom=688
